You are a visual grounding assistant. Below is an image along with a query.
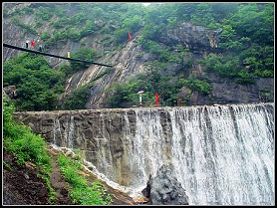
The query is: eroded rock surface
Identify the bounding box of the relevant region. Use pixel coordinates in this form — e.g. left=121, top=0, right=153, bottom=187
left=142, top=164, right=189, bottom=205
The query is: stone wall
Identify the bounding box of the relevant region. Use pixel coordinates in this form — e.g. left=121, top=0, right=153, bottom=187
left=13, top=108, right=142, bottom=186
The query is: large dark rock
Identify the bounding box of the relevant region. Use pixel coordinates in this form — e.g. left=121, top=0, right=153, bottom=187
left=142, top=164, right=189, bottom=205
left=159, top=22, right=222, bottom=52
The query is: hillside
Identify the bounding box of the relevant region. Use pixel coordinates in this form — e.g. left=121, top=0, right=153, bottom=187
left=3, top=96, right=139, bottom=205
left=3, top=2, right=274, bottom=111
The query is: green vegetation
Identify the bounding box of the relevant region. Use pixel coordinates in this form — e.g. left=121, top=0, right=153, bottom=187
left=200, top=54, right=241, bottom=78
left=179, top=78, right=212, bottom=95
left=139, top=40, right=183, bottom=63
left=34, top=6, right=53, bottom=21
left=216, top=4, right=273, bottom=80
left=107, top=78, right=154, bottom=108
left=3, top=48, right=99, bottom=111
left=3, top=3, right=273, bottom=109
left=107, top=67, right=212, bottom=108
left=40, top=32, right=51, bottom=41
left=3, top=53, right=65, bottom=111
left=3, top=97, right=111, bottom=204
left=139, top=3, right=273, bottom=81
left=70, top=47, right=96, bottom=72
left=3, top=97, right=56, bottom=203
left=259, top=89, right=273, bottom=102
left=62, top=83, right=92, bottom=110
left=11, top=16, right=37, bottom=35
left=58, top=154, right=112, bottom=205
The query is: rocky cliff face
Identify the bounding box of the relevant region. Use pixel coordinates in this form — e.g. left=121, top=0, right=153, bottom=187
left=3, top=16, right=80, bottom=67
left=62, top=36, right=152, bottom=108
left=3, top=3, right=152, bottom=107
left=3, top=3, right=274, bottom=108
left=179, top=73, right=274, bottom=106
left=159, top=22, right=221, bottom=52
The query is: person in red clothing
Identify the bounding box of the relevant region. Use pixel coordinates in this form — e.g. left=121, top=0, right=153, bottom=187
left=155, top=92, right=160, bottom=107
left=31, top=39, right=36, bottom=48
left=128, top=32, right=132, bottom=41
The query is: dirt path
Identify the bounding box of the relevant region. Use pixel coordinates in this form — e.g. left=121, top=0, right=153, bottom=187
left=48, top=148, right=72, bottom=205
left=3, top=151, right=49, bottom=205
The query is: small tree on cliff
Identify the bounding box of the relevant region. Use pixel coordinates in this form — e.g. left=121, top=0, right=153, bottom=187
left=70, top=48, right=96, bottom=72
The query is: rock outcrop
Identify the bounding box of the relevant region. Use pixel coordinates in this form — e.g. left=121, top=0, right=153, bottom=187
left=159, top=22, right=222, bottom=53
left=3, top=85, right=17, bottom=99
left=61, top=35, right=152, bottom=108
left=142, top=164, right=189, bottom=205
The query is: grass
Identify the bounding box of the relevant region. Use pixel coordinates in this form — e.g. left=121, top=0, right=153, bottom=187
left=3, top=96, right=112, bottom=205
left=3, top=96, right=56, bottom=204
left=57, top=153, right=112, bottom=205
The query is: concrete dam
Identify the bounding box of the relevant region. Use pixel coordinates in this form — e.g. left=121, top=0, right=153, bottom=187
left=13, top=103, right=274, bottom=205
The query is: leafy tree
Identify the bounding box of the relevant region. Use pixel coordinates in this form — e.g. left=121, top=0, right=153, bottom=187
left=3, top=53, right=64, bottom=111
left=62, top=84, right=91, bottom=110
left=179, top=78, right=212, bottom=95
left=70, top=48, right=96, bottom=71
left=41, top=32, right=50, bottom=41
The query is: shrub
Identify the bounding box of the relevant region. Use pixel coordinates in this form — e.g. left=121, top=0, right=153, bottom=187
left=3, top=97, right=55, bottom=203
left=70, top=48, right=96, bottom=71
left=4, top=99, right=51, bottom=170
left=62, top=83, right=92, bottom=110
left=58, top=154, right=112, bottom=205
left=236, top=70, right=255, bottom=84
left=179, top=78, right=212, bottom=95
left=254, top=69, right=273, bottom=78
left=41, top=32, right=50, bottom=41
left=114, top=28, right=128, bottom=44
left=3, top=53, right=64, bottom=111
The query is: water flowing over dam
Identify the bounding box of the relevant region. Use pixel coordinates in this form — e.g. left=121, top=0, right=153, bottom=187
left=14, top=103, right=274, bottom=205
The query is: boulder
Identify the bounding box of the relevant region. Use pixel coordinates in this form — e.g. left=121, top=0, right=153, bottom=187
left=142, top=164, right=189, bottom=205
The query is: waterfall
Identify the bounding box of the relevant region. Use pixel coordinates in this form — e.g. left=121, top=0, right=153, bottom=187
left=49, top=103, right=274, bottom=205
left=123, top=103, right=274, bottom=205
left=168, top=104, right=274, bottom=205
left=67, top=116, right=75, bottom=149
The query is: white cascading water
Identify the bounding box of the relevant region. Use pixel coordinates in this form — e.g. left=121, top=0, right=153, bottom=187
left=169, top=104, right=274, bottom=205
left=52, top=103, right=274, bottom=205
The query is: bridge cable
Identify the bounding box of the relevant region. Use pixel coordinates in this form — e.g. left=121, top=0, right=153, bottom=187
left=3, top=43, right=113, bottom=68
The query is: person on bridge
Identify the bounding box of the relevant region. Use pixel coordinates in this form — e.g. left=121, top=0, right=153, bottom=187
left=25, top=40, right=30, bottom=49
left=37, top=39, right=43, bottom=52
left=31, top=39, right=36, bottom=48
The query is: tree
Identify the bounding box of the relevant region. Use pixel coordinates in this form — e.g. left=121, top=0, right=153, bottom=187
left=3, top=53, right=64, bottom=111
left=70, top=48, right=96, bottom=71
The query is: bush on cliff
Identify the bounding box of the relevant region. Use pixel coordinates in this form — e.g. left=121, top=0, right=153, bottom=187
left=70, top=48, right=96, bottom=72
left=62, top=83, right=91, bottom=110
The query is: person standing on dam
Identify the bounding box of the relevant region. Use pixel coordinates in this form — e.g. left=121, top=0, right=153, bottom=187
left=137, top=90, right=144, bottom=107
left=155, top=92, right=160, bottom=107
